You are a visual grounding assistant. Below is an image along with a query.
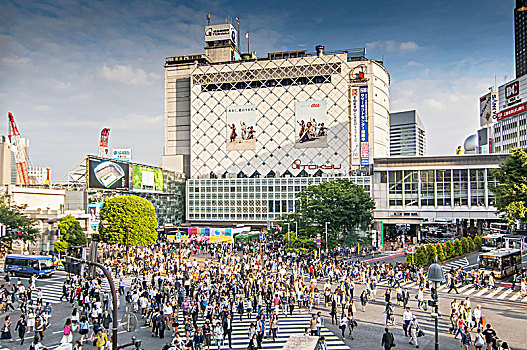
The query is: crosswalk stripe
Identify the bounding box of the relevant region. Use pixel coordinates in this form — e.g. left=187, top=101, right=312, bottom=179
left=475, top=288, right=488, bottom=297
left=457, top=285, right=472, bottom=293
left=497, top=289, right=513, bottom=300
left=485, top=287, right=504, bottom=298
left=509, top=292, right=522, bottom=301
left=463, top=288, right=476, bottom=295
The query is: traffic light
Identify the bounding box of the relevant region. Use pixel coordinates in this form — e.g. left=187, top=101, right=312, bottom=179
left=63, top=257, right=85, bottom=276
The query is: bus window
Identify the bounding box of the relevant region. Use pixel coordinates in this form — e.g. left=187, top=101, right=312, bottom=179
left=39, top=260, right=53, bottom=271
left=5, top=258, right=27, bottom=267
left=479, top=257, right=500, bottom=270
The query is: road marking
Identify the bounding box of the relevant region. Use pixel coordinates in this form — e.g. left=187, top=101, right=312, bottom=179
left=510, top=292, right=522, bottom=301
left=485, top=287, right=504, bottom=298
left=497, top=289, right=513, bottom=300
left=457, top=285, right=471, bottom=293
left=475, top=288, right=488, bottom=297
left=463, top=288, right=477, bottom=295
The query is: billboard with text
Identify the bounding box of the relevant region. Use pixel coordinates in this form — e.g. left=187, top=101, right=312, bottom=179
left=132, top=165, right=163, bottom=192
left=88, top=158, right=130, bottom=190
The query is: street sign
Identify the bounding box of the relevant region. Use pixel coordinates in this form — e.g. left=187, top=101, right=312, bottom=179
left=259, top=232, right=265, bottom=240
left=176, top=230, right=181, bottom=240
left=407, top=246, right=415, bottom=254
left=317, top=243, right=321, bottom=249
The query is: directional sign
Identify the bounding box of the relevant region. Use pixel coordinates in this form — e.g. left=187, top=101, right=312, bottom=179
left=259, top=232, right=265, bottom=240
left=176, top=230, right=181, bottom=240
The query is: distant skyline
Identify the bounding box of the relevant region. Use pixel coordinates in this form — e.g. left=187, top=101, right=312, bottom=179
left=0, top=0, right=518, bottom=179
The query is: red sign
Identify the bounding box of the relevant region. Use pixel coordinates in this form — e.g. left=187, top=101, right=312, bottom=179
left=292, top=159, right=342, bottom=170
left=497, top=102, right=527, bottom=121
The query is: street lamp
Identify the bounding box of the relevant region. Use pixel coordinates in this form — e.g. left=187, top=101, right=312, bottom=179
left=101, top=220, right=130, bottom=267
left=428, top=263, right=445, bottom=350
left=325, top=222, right=330, bottom=253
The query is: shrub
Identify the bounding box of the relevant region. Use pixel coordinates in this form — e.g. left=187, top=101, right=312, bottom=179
left=426, top=244, right=438, bottom=264
left=415, top=246, right=427, bottom=265
left=473, top=236, right=482, bottom=251
left=461, top=237, right=469, bottom=254
left=445, top=240, right=455, bottom=258
left=406, top=252, right=413, bottom=265
left=454, top=239, right=463, bottom=256
left=467, top=236, right=475, bottom=251
left=436, top=243, right=446, bottom=261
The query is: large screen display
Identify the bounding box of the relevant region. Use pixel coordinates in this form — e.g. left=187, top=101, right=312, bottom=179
left=132, top=165, right=163, bottom=192
left=88, top=158, right=130, bottom=190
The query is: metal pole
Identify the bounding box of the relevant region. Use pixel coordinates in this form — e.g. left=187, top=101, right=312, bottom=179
left=434, top=280, right=439, bottom=350
left=325, top=222, right=329, bottom=252
left=88, top=261, right=119, bottom=350
left=125, top=224, right=129, bottom=268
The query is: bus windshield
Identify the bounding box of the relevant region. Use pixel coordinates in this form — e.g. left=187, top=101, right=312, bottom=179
left=39, top=259, right=54, bottom=270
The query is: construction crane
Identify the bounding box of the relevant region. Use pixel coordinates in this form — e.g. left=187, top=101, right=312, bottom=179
left=7, top=112, right=30, bottom=185
left=98, top=128, right=111, bottom=158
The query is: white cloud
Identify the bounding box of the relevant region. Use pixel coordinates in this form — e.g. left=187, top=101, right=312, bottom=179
left=34, top=104, right=52, bottom=112
left=406, top=61, right=421, bottom=67
left=391, top=76, right=491, bottom=156
left=1, top=56, right=31, bottom=66
left=99, top=64, right=159, bottom=86
left=366, top=40, right=420, bottom=53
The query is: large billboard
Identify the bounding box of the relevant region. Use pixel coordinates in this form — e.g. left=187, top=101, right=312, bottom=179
left=205, top=23, right=237, bottom=44
left=479, top=92, right=498, bottom=127
left=112, top=148, right=132, bottom=162
left=132, top=165, right=163, bottom=192
left=359, top=86, right=369, bottom=165
left=166, top=227, right=233, bottom=244
left=88, top=158, right=130, bottom=190
left=499, top=75, right=527, bottom=110
left=294, top=100, right=328, bottom=149
left=351, top=88, right=360, bottom=165
left=226, top=104, right=256, bottom=151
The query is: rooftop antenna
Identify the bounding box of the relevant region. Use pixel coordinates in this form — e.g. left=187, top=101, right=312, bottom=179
left=206, top=13, right=210, bottom=25
left=236, top=17, right=240, bottom=51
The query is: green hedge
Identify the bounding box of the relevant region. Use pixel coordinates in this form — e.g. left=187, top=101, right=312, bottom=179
left=409, top=236, right=481, bottom=266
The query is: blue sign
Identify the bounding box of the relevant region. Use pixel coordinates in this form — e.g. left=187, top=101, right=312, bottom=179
left=317, top=243, right=321, bottom=249
left=359, top=86, right=369, bottom=165
left=176, top=231, right=181, bottom=240
left=259, top=233, right=265, bottom=240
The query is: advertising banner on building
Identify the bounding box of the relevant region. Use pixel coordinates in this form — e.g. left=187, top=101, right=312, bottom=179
left=132, top=165, right=163, bottom=192
left=497, top=102, right=527, bottom=121
left=112, top=148, right=132, bottom=162
left=88, top=158, right=130, bottom=190
left=359, top=86, right=369, bottom=165
left=166, top=227, right=232, bottom=244
left=226, top=104, right=256, bottom=151
left=351, top=88, right=360, bottom=165
left=205, top=23, right=237, bottom=44
left=294, top=100, right=328, bottom=149
left=87, top=203, right=102, bottom=228
left=479, top=92, right=499, bottom=127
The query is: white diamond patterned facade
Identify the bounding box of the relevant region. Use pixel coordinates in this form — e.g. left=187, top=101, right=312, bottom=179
left=189, top=53, right=390, bottom=178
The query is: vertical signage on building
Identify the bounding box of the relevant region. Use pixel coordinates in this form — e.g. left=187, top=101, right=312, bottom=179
left=351, top=88, right=360, bottom=165
left=359, top=86, right=369, bottom=165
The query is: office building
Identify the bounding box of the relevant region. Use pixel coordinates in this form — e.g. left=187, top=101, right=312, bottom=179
left=163, top=20, right=390, bottom=224
left=516, top=0, right=527, bottom=78
left=389, top=110, right=426, bottom=156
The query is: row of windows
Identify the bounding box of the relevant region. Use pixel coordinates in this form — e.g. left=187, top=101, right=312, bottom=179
left=201, top=75, right=332, bottom=92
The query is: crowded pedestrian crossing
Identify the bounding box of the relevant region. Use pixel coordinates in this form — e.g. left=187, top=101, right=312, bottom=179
left=440, top=257, right=469, bottom=273
left=164, top=310, right=349, bottom=350
left=377, top=279, right=527, bottom=302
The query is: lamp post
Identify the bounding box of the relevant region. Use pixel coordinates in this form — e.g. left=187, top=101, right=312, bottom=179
left=101, top=221, right=130, bottom=267
left=428, top=263, right=445, bottom=350
left=325, top=222, right=330, bottom=253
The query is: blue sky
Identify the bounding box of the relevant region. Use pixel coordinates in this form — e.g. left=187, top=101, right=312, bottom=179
left=0, top=0, right=518, bottom=179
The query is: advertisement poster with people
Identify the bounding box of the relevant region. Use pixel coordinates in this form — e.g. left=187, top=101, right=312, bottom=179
left=88, top=203, right=102, bottom=228
left=226, top=104, right=256, bottom=151
left=295, top=100, right=328, bottom=148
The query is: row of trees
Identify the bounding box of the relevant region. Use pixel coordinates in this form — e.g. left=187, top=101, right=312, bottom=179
left=407, top=236, right=482, bottom=265
left=279, top=179, right=375, bottom=250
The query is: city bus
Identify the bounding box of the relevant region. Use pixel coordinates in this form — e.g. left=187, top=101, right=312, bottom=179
left=478, top=248, right=522, bottom=279
left=481, top=233, right=505, bottom=251
left=4, top=255, right=55, bottom=277
left=489, top=222, right=508, bottom=234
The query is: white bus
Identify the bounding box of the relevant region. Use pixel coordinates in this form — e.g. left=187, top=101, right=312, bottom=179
left=481, top=233, right=505, bottom=251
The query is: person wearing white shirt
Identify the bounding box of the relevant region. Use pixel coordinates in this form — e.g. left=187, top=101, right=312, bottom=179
left=402, top=307, right=413, bottom=337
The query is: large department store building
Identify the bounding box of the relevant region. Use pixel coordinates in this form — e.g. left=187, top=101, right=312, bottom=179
left=162, top=22, right=390, bottom=225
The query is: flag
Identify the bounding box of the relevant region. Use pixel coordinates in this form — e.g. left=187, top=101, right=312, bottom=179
left=245, top=32, right=249, bottom=39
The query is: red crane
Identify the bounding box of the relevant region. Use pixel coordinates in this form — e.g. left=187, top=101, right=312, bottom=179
left=7, top=112, right=30, bottom=185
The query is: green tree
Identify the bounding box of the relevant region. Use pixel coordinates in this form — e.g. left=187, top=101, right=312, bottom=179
left=55, top=215, right=87, bottom=252
left=490, top=148, right=527, bottom=227
left=426, top=244, right=437, bottom=264
left=460, top=237, right=469, bottom=254
left=415, top=246, right=427, bottom=265
left=454, top=239, right=463, bottom=256
left=0, top=195, right=39, bottom=250
left=467, top=236, right=475, bottom=251
left=436, top=243, right=446, bottom=261
left=473, top=235, right=482, bottom=251
left=98, top=196, right=158, bottom=246
left=445, top=240, right=455, bottom=258
left=281, top=179, right=375, bottom=245
left=406, top=252, right=413, bottom=265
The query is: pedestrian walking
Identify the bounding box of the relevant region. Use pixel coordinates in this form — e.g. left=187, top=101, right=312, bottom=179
left=0, top=316, right=14, bottom=343
left=61, top=319, right=73, bottom=344
left=381, top=327, right=396, bottom=349
left=270, top=314, right=278, bottom=342
left=339, top=315, right=348, bottom=338
left=473, top=328, right=485, bottom=350
left=14, top=314, right=26, bottom=345
left=409, top=317, right=420, bottom=348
